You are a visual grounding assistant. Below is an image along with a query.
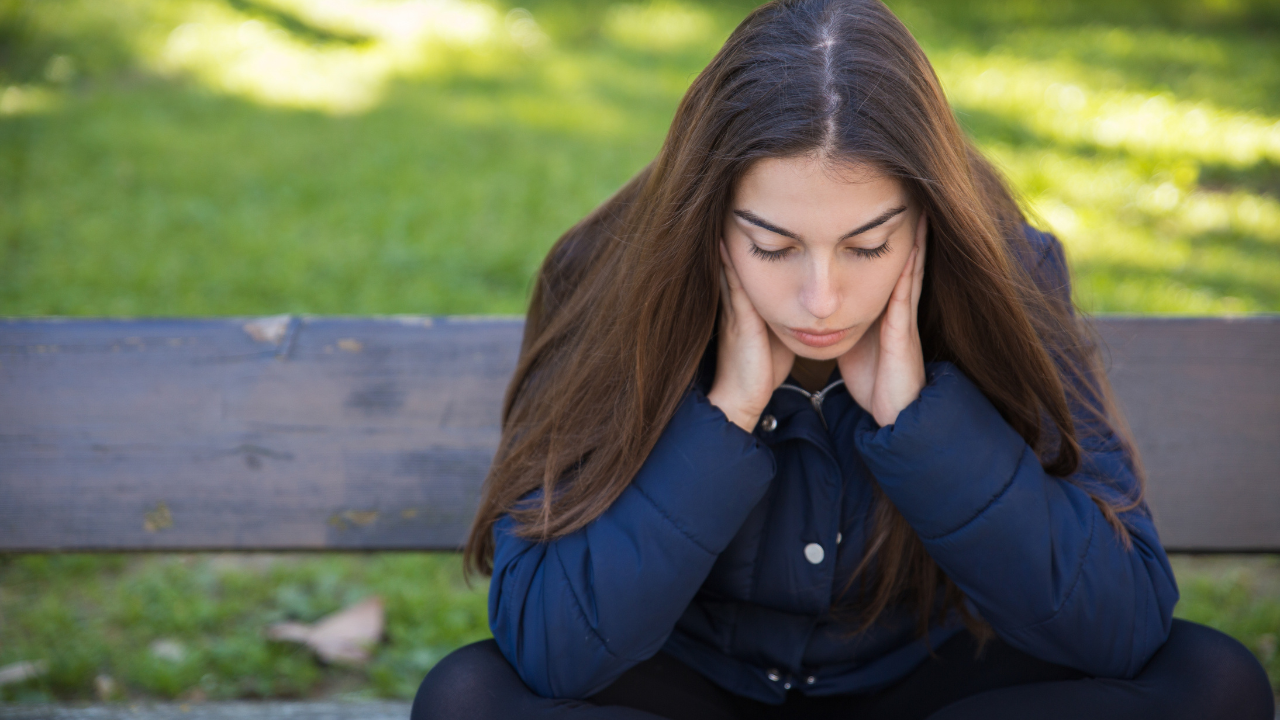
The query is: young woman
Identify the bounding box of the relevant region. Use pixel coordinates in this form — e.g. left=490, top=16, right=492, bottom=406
left=413, top=1, right=1274, bottom=717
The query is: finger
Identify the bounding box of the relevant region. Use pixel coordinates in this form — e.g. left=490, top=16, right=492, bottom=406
left=767, top=325, right=796, bottom=387
left=913, top=211, right=927, bottom=274
left=719, top=240, right=744, bottom=291
left=840, top=317, right=879, bottom=407
left=718, top=267, right=734, bottom=323
left=911, top=212, right=927, bottom=317
left=855, top=314, right=882, bottom=360
left=717, top=242, right=737, bottom=323
left=719, top=240, right=761, bottom=324
left=894, top=245, right=916, bottom=300
left=882, top=246, right=916, bottom=341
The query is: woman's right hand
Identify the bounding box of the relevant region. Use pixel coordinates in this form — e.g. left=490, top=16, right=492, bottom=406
left=708, top=240, right=795, bottom=433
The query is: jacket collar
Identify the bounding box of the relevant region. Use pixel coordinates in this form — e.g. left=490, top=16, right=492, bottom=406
left=692, top=342, right=860, bottom=447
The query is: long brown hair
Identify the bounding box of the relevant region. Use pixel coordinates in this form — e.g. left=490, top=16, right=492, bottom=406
left=464, top=0, right=1145, bottom=638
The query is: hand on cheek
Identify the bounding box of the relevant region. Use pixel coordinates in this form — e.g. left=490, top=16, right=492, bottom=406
left=838, top=212, right=928, bottom=427
left=708, top=241, right=797, bottom=433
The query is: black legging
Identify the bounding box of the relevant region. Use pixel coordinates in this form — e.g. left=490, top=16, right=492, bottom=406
left=411, top=619, right=1274, bottom=719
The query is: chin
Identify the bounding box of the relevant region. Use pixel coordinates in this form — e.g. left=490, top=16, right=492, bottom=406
left=786, top=338, right=857, bottom=361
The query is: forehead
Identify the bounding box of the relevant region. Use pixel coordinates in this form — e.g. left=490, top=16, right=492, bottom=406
left=732, top=156, right=907, bottom=237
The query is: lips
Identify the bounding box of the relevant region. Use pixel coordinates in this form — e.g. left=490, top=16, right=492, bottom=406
left=787, top=326, right=852, bottom=348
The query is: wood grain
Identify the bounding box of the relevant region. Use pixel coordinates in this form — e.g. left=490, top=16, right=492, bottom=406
left=1, top=316, right=1276, bottom=552
left=1094, top=317, right=1280, bottom=552
left=0, top=317, right=520, bottom=551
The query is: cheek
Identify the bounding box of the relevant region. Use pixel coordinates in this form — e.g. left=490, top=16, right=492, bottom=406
left=734, top=263, right=797, bottom=324
left=807, top=257, right=903, bottom=330
left=845, top=264, right=903, bottom=319
left=727, top=244, right=800, bottom=320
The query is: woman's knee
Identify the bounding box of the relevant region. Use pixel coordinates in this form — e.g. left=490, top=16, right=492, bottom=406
left=1146, top=619, right=1274, bottom=720
left=411, top=639, right=523, bottom=720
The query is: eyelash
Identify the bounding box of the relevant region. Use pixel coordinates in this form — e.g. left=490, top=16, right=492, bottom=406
left=747, top=244, right=791, bottom=262
left=747, top=241, right=891, bottom=262
left=853, top=241, right=891, bottom=259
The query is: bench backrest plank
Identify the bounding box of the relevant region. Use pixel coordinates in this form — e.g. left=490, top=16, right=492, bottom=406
left=1, top=316, right=1276, bottom=553
left=1094, top=317, right=1279, bottom=552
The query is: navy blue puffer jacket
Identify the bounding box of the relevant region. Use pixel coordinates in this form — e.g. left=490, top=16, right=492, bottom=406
left=486, top=227, right=1179, bottom=703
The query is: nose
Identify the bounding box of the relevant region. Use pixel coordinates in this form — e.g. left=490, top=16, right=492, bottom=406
left=799, top=257, right=839, bottom=320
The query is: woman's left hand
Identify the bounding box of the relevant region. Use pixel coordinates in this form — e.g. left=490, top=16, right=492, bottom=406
left=838, top=211, right=928, bottom=427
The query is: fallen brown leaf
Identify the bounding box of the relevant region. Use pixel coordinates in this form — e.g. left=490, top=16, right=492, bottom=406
left=266, top=596, right=384, bottom=666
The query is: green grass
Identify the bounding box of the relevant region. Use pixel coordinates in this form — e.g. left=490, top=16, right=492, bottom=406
left=1, top=0, right=1277, bottom=316
left=1, top=0, right=1278, bottom=704
left=2, top=553, right=1277, bottom=703
left=1170, top=556, right=1280, bottom=695
left=0, top=553, right=490, bottom=703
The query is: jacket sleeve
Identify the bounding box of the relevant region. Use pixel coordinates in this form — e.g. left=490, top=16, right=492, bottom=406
left=487, top=388, right=776, bottom=698
left=849, top=230, right=1179, bottom=679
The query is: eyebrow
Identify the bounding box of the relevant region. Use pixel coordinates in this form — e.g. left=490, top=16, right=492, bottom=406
left=732, top=205, right=908, bottom=241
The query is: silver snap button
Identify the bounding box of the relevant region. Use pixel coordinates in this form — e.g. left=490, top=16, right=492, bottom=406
left=836, top=532, right=843, bottom=545
left=766, top=669, right=781, bottom=682
left=783, top=682, right=792, bottom=690
left=761, top=414, right=777, bottom=432
left=806, top=676, right=816, bottom=685
left=804, top=542, right=825, bottom=564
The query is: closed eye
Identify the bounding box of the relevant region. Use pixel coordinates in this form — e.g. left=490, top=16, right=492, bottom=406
left=749, top=239, right=892, bottom=261
left=850, top=240, right=891, bottom=259
left=748, top=243, right=791, bottom=262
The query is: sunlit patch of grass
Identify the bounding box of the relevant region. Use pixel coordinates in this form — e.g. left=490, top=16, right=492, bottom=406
left=976, top=141, right=1280, bottom=313
left=268, top=0, right=499, bottom=46
left=905, top=2, right=1280, bottom=313
left=938, top=38, right=1280, bottom=313
left=939, top=52, right=1280, bottom=168
left=603, top=2, right=719, bottom=53
left=0, top=85, right=62, bottom=116
left=0, top=55, right=684, bottom=315
left=933, top=24, right=1280, bottom=117
left=152, top=0, right=522, bottom=114
left=0, top=1, right=717, bottom=317
left=159, top=13, right=394, bottom=114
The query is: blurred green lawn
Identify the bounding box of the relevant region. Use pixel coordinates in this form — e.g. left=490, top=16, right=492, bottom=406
left=1, top=0, right=1278, bottom=704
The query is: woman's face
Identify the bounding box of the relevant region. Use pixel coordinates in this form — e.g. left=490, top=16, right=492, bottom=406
left=724, top=155, right=922, bottom=361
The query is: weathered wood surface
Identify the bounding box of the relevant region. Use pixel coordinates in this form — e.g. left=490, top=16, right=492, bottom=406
left=0, top=316, right=520, bottom=552
left=0, top=315, right=1277, bottom=553
left=1094, top=317, right=1279, bottom=552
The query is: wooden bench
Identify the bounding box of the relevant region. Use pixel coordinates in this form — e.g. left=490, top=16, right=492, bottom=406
left=2, top=315, right=1278, bottom=554
left=1, top=315, right=1278, bottom=717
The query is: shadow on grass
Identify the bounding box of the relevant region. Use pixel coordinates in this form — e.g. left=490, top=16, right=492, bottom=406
left=1201, top=160, right=1280, bottom=201
left=957, top=102, right=1280, bottom=208
left=901, top=0, right=1280, bottom=118
left=0, top=64, right=672, bottom=315
left=219, top=0, right=375, bottom=46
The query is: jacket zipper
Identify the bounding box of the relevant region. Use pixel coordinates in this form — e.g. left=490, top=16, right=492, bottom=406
left=777, top=378, right=845, bottom=429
